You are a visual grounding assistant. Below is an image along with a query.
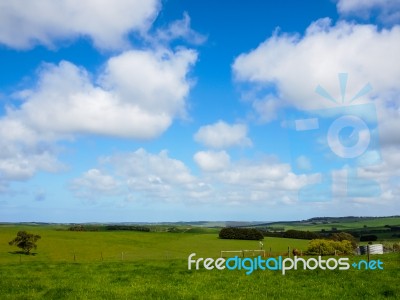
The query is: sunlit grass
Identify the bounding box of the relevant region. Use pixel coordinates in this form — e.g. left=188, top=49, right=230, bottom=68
left=0, top=225, right=399, bottom=299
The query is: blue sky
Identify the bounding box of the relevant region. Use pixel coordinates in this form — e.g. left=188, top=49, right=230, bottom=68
left=0, top=0, right=399, bottom=222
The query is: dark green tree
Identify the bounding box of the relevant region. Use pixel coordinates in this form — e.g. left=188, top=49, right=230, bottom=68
left=9, top=231, right=41, bottom=254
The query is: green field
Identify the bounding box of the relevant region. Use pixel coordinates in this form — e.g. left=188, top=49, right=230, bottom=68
left=0, top=225, right=308, bottom=263
left=257, top=216, right=400, bottom=231
left=0, top=224, right=399, bottom=299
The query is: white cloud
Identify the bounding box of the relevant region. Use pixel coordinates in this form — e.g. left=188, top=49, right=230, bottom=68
left=3, top=48, right=196, bottom=139
left=152, top=12, right=207, bottom=46
left=0, top=135, right=62, bottom=181
left=233, top=19, right=400, bottom=112
left=72, top=148, right=199, bottom=201
left=70, top=169, right=121, bottom=199
left=231, top=18, right=400, bottom=209
left=194, top=121, right=252, bottom=149
left=0, top=47, right=197, bottom=182
left=232, top=19, right=400, bottom=153
left=0, top=0, right=160, bottom=49
left=71, top=148, right=319, bottom=206
left=103, top=148, right=196, bottom=186
left=337, top=0, right=400, bottom=24
left=14, top=50, right=196, bottom=139
left=193, top=150, right=230, bottom=172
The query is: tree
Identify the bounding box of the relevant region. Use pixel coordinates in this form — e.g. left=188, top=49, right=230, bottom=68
left=219, top=227, right=264, bottom=240
left=9, top=231, right=41, bottom=254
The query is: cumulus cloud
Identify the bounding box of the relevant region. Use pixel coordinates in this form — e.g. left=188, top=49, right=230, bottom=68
left=193, top=150, right=230, bottom=172
left=72, top=148, right=200, bottom=201
left=0, top=0, right=160, bottom=49
left=71, top=148, right=318, bottom=205
left=194, top=121, right=252, bottom=149
left=0, top=140, right=62, bottom=181
left=12, top=49, right=196, bottom=139
left=70, top=169, right=121, bottom=199
left=233, top=19, right=400, bottom=151
left=233, top=19, right=400, bottom=111
left=232, top=18, right=400, bottom=208
left=337, top=0, right=400, bottom=24
left=103, top=148, right=196, bottom=186
left=0, top=47, right=197, bottom=182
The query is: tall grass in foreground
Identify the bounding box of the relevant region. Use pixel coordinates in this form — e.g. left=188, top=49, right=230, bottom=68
left=0, top=253, right=399, bottom=299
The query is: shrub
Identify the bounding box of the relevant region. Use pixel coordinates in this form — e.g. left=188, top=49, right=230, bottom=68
left=306, top=239, right=353, bottom=255
left=382, top=241, right=400, bottom=252
left=219, top=227, right=264, bottom=240
left=330, top=232, right=357, bottom=249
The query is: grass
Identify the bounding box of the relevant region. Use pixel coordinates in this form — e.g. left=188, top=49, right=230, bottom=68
left=0, top=225, right=308, bottom=263
left=0, top=254, right=399, bottom=299
left=0, top=224, right=399, bottom=299
left=263, top=216, right=400, bottom=231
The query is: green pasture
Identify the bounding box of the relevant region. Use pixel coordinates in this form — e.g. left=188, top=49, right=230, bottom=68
left=0, top=225, right=307, bottom=264
left=263, top=216, right=400, bottom=232
left=0, top=224, right=399, bottom=299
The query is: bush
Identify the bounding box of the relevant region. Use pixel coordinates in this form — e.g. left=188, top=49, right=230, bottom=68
left=382, top=241, right=400, bottom=252
left=330, top=232, right=357, bottom=249
left=219, top=227, right=264, bottom=240
left=306, top=239, right=353, bottom=255
left=360, top=235, right=378, bottom=242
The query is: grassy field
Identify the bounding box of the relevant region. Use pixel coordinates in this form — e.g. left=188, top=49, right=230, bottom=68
left=0, top=225, right=308, bottom=263
left=0, top=224, right=399, bottom=299
left=259, top=216, right=400, bottom=232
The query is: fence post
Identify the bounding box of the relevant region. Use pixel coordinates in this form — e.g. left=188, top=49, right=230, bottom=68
left=288, top=246, right=290, bottom=258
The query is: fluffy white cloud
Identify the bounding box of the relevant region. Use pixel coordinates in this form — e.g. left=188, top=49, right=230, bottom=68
left=233, top=19, right=400, bottom=154
left=0, top=0, right=160, bottom=49
left=70, top=169, right=121, bottom=199
left=4, top=48, right=196, bottom=139
left=71, top=148, right=319, bottom=205
left=72, top=148, right=200, bottom=201
left=194, top=121, right=252, bottom=149
left=193, top=150, right=230, bottom=172
left=337, top=0, right=400, bottom=24
left=232, top=18, right=400, bottom=208
left=233, top=19, right=400, bottom=111
left=0, top=142, right=61, bottom=181
left=15, top=50, right=196, bottom=138
left=0, top=47, right=197, bottom=182
left=103, top=148, right=196, bottom=186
